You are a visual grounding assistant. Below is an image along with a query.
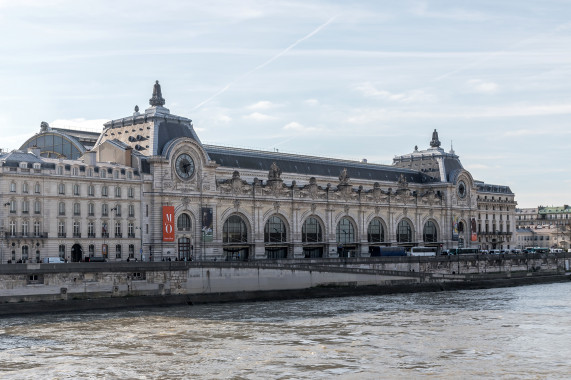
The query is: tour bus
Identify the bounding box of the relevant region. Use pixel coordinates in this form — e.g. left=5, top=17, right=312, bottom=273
left=456, top=248, right=479, bottom=255
left=410, top=247, right=437, bottom=256
left=523, top=247, right=549, bottom=254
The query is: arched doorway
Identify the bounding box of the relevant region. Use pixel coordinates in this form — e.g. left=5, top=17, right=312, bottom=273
left=222, top=215, right=249, bottom=261
left=264, top=215, right=288, bottom=259
left=397, top=219, right=414, bottom=250
left=367, top=218, right=386, bottom=256
left=71, top=244, right=83, bottom=262
left=178, top=237, right=191, bottom=260
left=302, top=217, right=324, bottom=258
left=336, top=217, right=357, bottom=257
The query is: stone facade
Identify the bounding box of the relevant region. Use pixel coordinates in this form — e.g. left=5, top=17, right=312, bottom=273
left=1, top=81, right=517, bottom=263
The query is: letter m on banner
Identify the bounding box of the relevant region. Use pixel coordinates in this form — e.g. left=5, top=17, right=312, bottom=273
left=162, top=206, right=175, bottom=242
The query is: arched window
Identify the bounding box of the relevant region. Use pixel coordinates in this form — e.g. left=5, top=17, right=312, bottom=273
left=88, top=203, right=95, bottom=216
left=102, top=185, right=108, bottom=197
left=397, top=220, right=412, bottom=243
left=115, top=186, right=121, bottom=198
left=423, top=221, right=438, bottom=243
left=302, top=217, right=322, bottom=242
left=22, top=246, right=29, bottom=262
left=58, top=202, right=66, bottom=216
left=223, top=215, right=248, bottom=243
left=336, top=217, right=355, bottom=244
left=22, top=182, right=28, bottom=193
left=58, top=183, right=65, bottom=195
left=264, top=216, right=286, bottom=243
left=177, top=213, right=191, bottom=231
left=73, top=184, right=80, bottom=196
left=88, top=185, right=95, bottom=196
left=73, top=202, right=81, bottom=216
left=34, top=182, right=41, bottom=193
left=368, top=219, right=385, bottom=243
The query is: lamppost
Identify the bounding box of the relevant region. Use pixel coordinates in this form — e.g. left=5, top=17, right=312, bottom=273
left=135, top=226, right=143, bottom=261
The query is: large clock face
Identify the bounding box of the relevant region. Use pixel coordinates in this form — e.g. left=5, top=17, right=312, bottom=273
left=457, top=180, right=467, bottom=199
left=175, top=153, right=195, bottom=180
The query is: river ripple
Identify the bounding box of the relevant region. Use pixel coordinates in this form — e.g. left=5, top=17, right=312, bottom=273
left=1, top=282, right=570, bottom=379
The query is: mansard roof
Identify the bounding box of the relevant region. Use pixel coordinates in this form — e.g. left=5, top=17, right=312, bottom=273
left=476, top=182, right=513, bottom=195
left=204, top=145, right=437, bottom=184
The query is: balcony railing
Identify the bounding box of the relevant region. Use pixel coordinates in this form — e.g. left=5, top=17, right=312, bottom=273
left=128, top=233, right=136, bottom=238
left=115, top=233, right=122, bottom=238
left=88, top=233, right=96, bottom=238
left=58, top=233, right=67, bottom=238
left=73, top=233, right=81, bottom=238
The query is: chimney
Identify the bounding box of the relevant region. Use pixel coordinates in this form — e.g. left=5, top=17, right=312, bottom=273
left=28, top=146, right=41, bottom=157
left=83, top=151, right=97, bottom=166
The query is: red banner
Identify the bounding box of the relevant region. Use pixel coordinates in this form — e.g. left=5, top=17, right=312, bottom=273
left=162, top=206, right=175, bottom=242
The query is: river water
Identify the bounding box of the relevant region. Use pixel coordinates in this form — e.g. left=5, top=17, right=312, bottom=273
left=1, top=282, right=570, bottom=379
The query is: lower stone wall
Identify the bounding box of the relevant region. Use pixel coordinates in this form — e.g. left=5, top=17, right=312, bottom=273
left=0, top=254, right=569, bottom=315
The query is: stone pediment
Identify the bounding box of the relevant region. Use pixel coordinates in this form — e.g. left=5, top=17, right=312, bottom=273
left=299, top=177, right=327, bottom=199
left=331, top=184, right=358, bottom=201
left=365, top=182, right=389, bottom=203
left=261, top=179, right=291, bottom=198
left=217, top=171, right=251, bottom=195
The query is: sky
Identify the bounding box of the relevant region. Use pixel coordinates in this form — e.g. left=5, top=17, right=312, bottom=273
left=0, top=0, right=569, bottom=208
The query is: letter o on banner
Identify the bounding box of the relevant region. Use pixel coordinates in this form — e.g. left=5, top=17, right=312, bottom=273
left=163, top=206, right=175, bottom=242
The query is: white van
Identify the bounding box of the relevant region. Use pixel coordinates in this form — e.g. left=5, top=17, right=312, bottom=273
left=42, top=257, right=64, bottom=263
left=489, top=249, right=502, bottom=255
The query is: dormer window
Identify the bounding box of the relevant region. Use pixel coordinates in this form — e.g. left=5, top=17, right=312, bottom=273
left=19, top=162, right=28, bottom=169
left=33, top=163, right=41, bottom=170
left=57, top=166, right=63, bottom=175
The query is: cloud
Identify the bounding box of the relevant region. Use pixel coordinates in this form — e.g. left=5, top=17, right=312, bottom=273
left=247, top=101, right=279, bottom=111
left=283, top=121, right=324, bottom=134
left=411, top=2, right=490, bottom=21
left=215, top=115, right=232, bottom=123
left=50, top=118, right=107, bottom=131
left=243, top=112, right=277, bottom=121
left=465, top=164, right=489, bottom=170
left=354, top=82, right=435, bottom=103
left=468, top=79, right=499, bottom=94
left=304, top=99, right=319, bottom=106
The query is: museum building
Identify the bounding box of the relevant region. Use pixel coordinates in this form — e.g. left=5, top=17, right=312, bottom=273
left=0, top=81, right=516, bottom=263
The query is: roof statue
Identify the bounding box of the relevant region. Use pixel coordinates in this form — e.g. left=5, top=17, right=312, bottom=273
left=430, top=129, right=441, bottom=148
left=268, top=161, right=282, bottom=180
left=339, top=168, right=349, bottom=185
left=149, top=80, right=166, bottom=107
left=40, top=121, right=50, bottom=132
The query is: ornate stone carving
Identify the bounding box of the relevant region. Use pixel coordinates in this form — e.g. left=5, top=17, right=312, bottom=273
left=403, top=208, right=408, bottom=216
left=218, top=171, right=251, bottom=195
left=339, top=168, right=349, bottom=185
left=273, top=201, right=280, bottom=212
left=430, top=129, right=441, bottom=148
left=300, top=177, right=326, bottom=199
left=182, top=197, right=190, bottom=208
left=311, top=203, right=317, bottom=214
left=149, top=80, right=166, bottom=107
left=233, top=199, right=240, bottom=210
left=344, top=205, right=350, bottom=215
left=268, top=162, right=282, bottom=180
left=397, top=174, right=408, bottom=189
left=375, top=206, right=380, bottom=214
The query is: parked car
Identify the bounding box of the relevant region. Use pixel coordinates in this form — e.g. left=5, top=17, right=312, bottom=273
left=42, top=257, right=64, bottom=263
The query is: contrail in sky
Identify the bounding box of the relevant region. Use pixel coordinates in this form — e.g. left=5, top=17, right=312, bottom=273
left=191, top=16, right=337, bottom=111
